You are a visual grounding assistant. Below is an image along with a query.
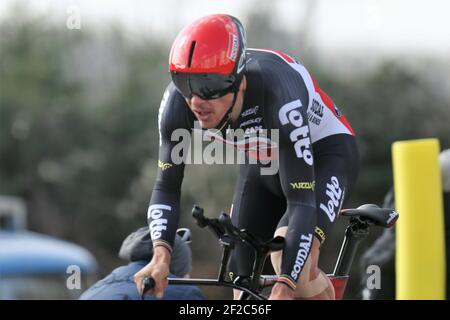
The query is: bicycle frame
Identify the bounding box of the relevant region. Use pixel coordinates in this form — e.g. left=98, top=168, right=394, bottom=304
left=143, top=204, right=398, bottom=300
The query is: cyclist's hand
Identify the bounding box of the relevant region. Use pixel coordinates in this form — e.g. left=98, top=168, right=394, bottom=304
left=268, top=283, right=295, bottom=300
left=134, top=246, right=171, bottom=299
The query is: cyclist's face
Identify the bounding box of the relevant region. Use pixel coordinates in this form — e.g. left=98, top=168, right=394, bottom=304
left=185, top=92, right=235, bottom=129
left=185, top=77, right=246, bottom=129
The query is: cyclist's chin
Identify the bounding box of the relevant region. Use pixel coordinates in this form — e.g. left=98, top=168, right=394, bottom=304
left=197, top=118, right=220, bottom=129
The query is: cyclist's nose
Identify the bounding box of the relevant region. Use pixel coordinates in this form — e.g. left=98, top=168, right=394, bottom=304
left=190, top=94, right=206, bottom=106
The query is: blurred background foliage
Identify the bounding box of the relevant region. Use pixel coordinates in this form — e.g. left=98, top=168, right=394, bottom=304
left=1, top=3, right=449, bottom=299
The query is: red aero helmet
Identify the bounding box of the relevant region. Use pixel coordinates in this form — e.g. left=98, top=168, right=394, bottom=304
left=169, top=14, right=247, bottom=100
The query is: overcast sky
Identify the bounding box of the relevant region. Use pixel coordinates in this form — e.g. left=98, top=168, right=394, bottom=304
left=1, top=0, right=450, bottom=59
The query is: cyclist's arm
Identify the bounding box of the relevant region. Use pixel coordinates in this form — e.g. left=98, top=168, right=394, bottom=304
left=136, top=85, right=191, bottom=297
left=148, top=84, right=191, bottom=253
left=267, top=65, right=316, bottom=292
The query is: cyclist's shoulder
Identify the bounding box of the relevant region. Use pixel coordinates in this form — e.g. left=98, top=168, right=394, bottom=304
left=247, top=48, right=309, bottom=76
left=158, top=83, right=194, bottom=135
left=159, top=83, right=188, bottom=115
left=247, top=48, right=299, bottom=65
left=246, top=48, right=312, bottom=97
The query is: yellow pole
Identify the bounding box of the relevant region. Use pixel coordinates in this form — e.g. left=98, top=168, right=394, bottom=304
left=392, top=138, right=446, bottom=299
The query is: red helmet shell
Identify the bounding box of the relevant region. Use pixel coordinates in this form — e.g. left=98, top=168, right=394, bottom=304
left=169, top=14, right=246, bottom=76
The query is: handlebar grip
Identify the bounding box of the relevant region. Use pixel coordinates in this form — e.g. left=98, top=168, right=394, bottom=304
left=141, top=277, right=155, bottom=299
left=192, top=205, right=208, bottom=228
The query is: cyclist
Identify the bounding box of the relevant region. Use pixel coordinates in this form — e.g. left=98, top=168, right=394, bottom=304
left=80, top=228, right=204, bottom=300
left=134, top=14, right=359, bottom=300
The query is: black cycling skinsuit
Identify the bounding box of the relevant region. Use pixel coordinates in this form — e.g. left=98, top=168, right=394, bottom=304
left=148, top=49, right=359, bottom=290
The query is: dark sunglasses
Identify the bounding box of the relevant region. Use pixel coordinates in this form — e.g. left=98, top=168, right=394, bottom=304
left=170, top=72, right=236, bottom=100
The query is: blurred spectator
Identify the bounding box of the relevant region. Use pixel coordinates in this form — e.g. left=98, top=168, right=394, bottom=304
left=79, top=227, right=204, bottom=300
left=359, top=148, right=450, bottom=299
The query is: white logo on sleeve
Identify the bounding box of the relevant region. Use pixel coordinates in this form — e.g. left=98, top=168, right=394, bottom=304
left=319, top=176, right=343, bottom=223
left=291, top=233, right=313, bottom=280
left=147, top=204, right=172, bottom=240
left=278, top=100, right=313, bottom=166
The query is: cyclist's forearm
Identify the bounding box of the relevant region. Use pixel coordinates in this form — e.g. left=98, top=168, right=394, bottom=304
left=147, top=184, right=181, bottom=252
left=278, top=203, right=316, bottom=290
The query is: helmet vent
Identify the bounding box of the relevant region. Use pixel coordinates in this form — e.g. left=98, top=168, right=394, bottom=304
left=187, top=41, right=196, bottom=68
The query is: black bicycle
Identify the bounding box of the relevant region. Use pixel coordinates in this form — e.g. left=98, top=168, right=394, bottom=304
left=142, top=203, right=399, bottom=300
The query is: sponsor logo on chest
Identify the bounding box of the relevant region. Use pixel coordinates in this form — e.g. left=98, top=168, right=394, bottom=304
left=241, top=105, right=259, bottom=118
left=308, top=99, right=324, bottom=126
left=239, top=106, right=264, bottom=136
